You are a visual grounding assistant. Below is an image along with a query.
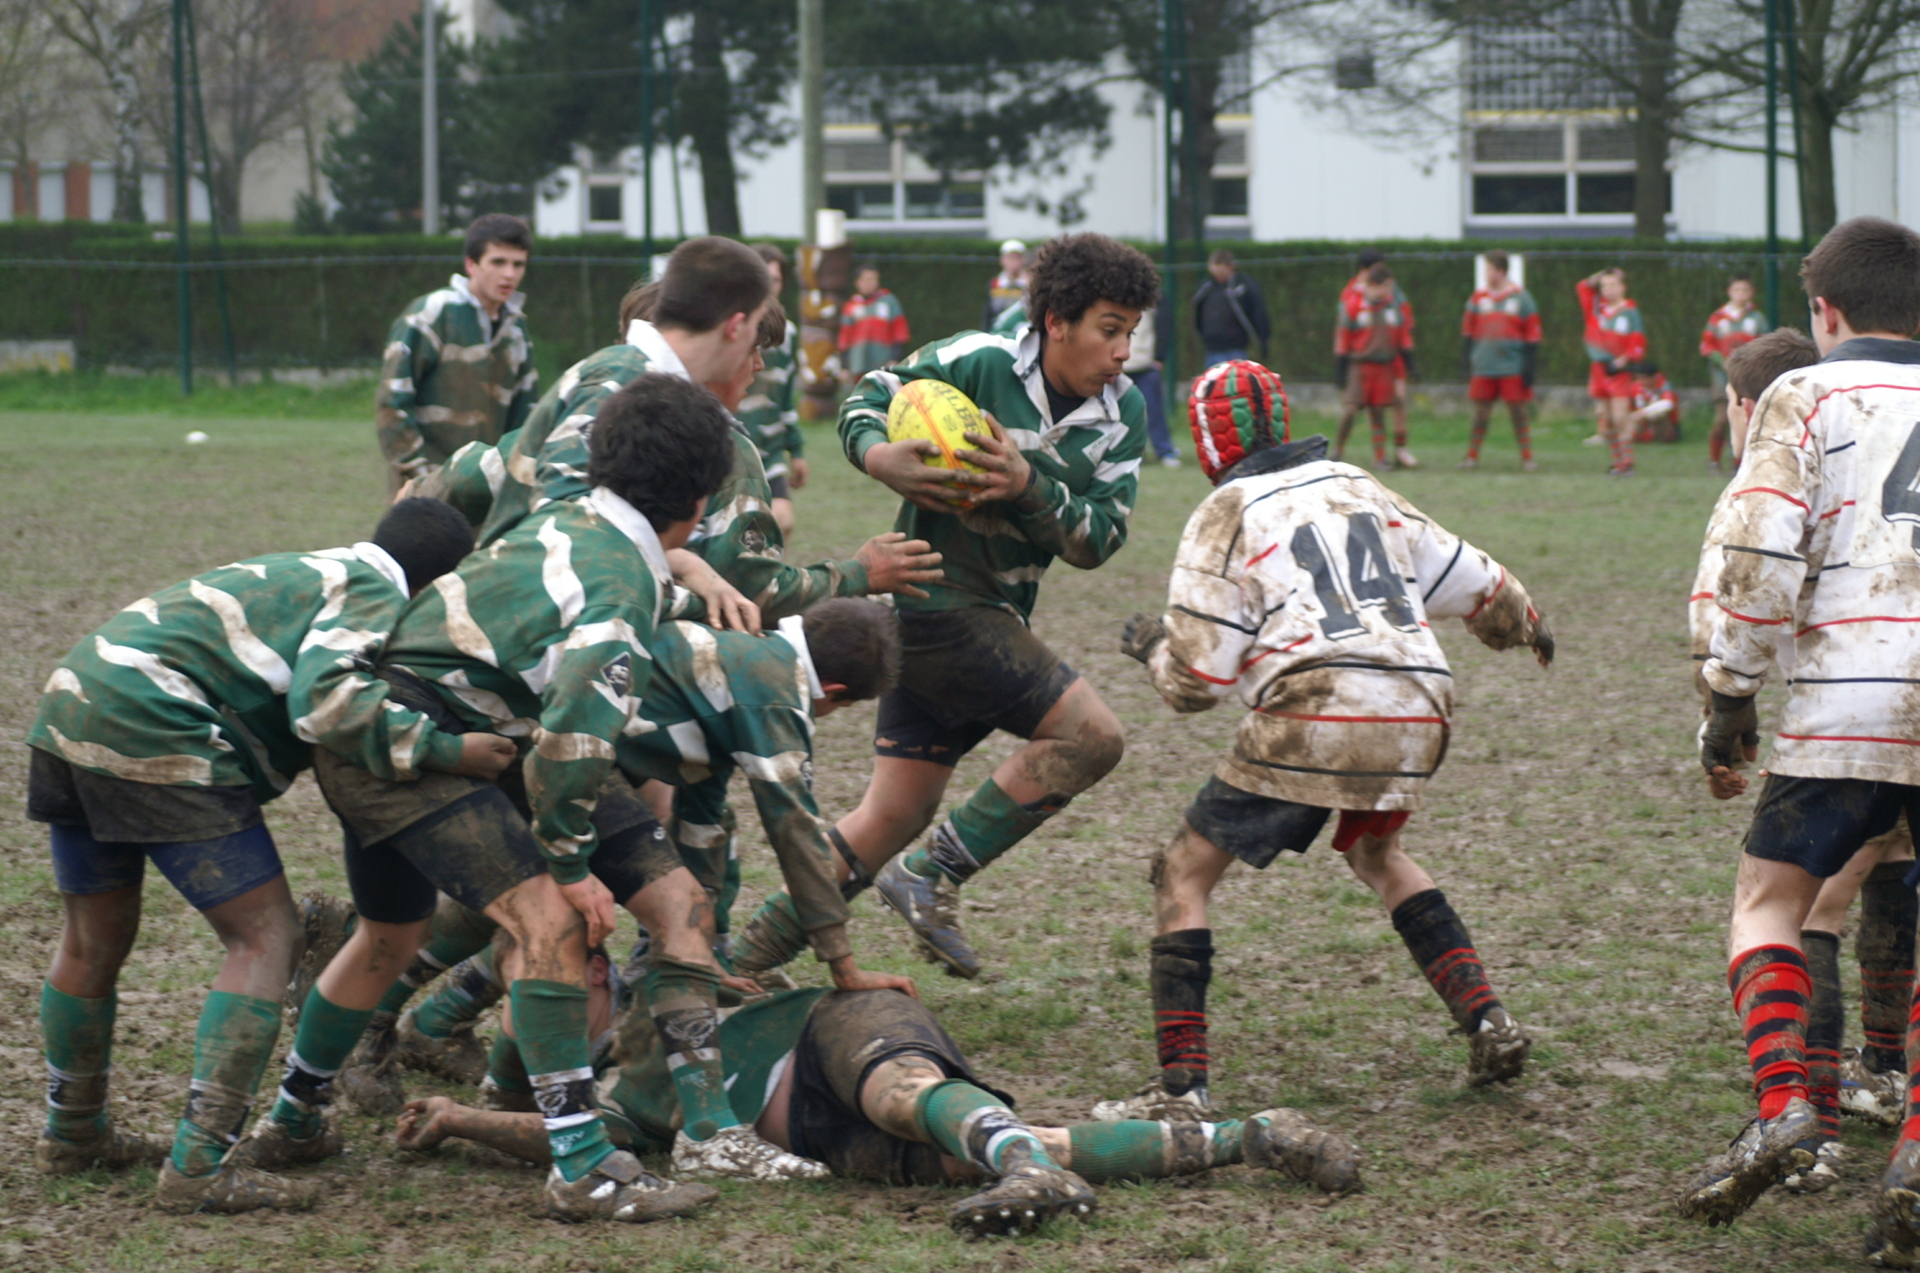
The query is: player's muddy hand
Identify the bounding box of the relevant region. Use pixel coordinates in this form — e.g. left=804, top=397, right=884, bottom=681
left=1528, top=610, right=1555, bottom=668
left=858, top=532, right=944, bottom=599
left=863, top=439, right=970, bottom=513
left=1699, top=692, right=1760, bottom=798
left=670, top=548, right=762, bottom=634
left=1121, top=612, right=1167, bottom=664
left=391, top=476, right=420, bottom=502
left=450, top=732, right=518, bottom=779
left=719, top=971, right=765, bottom=996
left=396, top=1097, right=456, bottom=1152
left=828, top=955, right=918, bottom=1000
left=959, top=412, right=1034, bottom=504
left=789, top=457, right=810, bottom=490
left=1706, top=765, right=1750, bottom=799
left=558, top=875, right=618, bottom=947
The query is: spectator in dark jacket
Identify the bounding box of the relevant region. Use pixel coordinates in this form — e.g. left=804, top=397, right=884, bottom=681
left=1191, top=249, right=1270, bottom=366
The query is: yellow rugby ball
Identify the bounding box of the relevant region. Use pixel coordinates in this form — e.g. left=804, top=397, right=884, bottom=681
left=887, top=379, right=987, bottom=506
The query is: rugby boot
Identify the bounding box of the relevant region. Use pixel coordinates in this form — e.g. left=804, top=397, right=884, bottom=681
left=948, top=1140, right=1096, bottom=1238
left=35, top=1122, right=169, bottom=1176
left=1779, top=1138, right=1842, bottom=1194
left=874, top=856, right=981, bottom=980
left=1395, top=447, right=1420, bottom=470
left=1455, top=456, right=1478, bottom=470
left=1877, top=1138, right=1920, bottom=1250
left=1843, top=1050, right=1908, bottom=1127
left=1465, top=1008, right=1531, bottom=1087
left=1869, top=1219, right=1920, bottom=1269
left=542, top=1150, right=718, bottom=1223
left=1244, top=1108, right=1362, bottom=1194
left=155, top=1158, right=321, bottom=1214
left=227, top=1112, right=345, bottom=1172
left=285, top=890, right=355, bottom=1026
left=1089, top=1074, right=1213, bottom=1123
left=478, top=1076, right=538, bottom=1113
left=1675, top=1096, right=1817, bottom=1226
left=669, top=1126, right=830, bottom=1181
left=334, top=1010, right=406, bottom=1115
left=394, top=1011, right=489, bottom=1086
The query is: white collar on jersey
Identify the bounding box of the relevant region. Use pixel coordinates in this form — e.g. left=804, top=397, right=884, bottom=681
left=349, top=541, right=409, bottom=594
left=585, top=487, right=674, bottom=591
left=1011, top=324, right=1129, bottom=434
left=775, top=614, right=824, bottom=704
left=624, top=319, right=692, bottom=380
left=447, top=273, right=526, bottom=323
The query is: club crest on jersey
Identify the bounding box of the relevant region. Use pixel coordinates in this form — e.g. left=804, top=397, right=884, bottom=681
left=601, top=653, right=633, bottom=697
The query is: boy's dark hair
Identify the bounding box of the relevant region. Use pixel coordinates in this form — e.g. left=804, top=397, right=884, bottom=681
left=1727, top=328, right=1821, bottom=401
left=586, top=374, right=736, bottom=529
left=757, top=298, right=787, bottom=349
left=1208, top=247, right=1235, bottom=268
left=752, top=242, right=787, bottom=270
left=1628, top=360, right=1660, bottom=376
left=1484, top=249, right=1509, bottom=272
left=373, top=497, right=476, bottom=592
left=1355, top=248, right=1385, bottom=271
left=617, top=279, right=659, bottom=336
left=1800, top=216, right=1920, bottom=337
left=655, top=237, right=774, bottom=334
left=1027, top=233, right=1161, bottom=330
left=801, top=599, right=901, bottom=703
left=464, top=213, right=532, bottom=263
left=1365, top=263, right=1393, bottom=285
left=1729, top=272, right=1752, bottom=286
left=854, top=261, right=880, bottom=278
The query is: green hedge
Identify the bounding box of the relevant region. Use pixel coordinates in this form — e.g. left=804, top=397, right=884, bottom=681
left=0, top=226, right=1805, bottom=388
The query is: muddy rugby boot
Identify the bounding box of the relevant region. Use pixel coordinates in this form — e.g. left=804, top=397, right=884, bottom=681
left=1465, top=1008, right=1531, bottom=1087
left=948, top=1141, right=1096, bottom=1238
left=285, top=891, right=355, bottom=1028
left=333, top=1010, right=406, bottom=1115
left=1878, top=1139, right=1920, bottom=1250
left=1844, top=1051, right=1909, bottom=1127
left=155, top=1158, right=321, bottom=1214
left=669, top=1126, right=830, bottom=1182
left=1780, top=1137, right=1842, bottom=1194
left=479, top=1075, right=538, bottom=1113
left=228, top=1112, right=345, bottom=1172
left=874, top=857, right=981, bottom=979
left=1089, top=1075, right=1213, bottom=1123
left=1245, top=1108, right=1362, bottom=1194
left=1676, top=1096, right=1817, bottom=1226
left=1869, top=1217, right=1920, bottom=1269
left=394, top=1011, right=488, bottom=1086
left=543, top=1150, right=718, bottom=1223
left=35, top=1122, right=169, bottom=1176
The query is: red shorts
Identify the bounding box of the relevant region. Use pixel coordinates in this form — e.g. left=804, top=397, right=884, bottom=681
left=1331, top=810, right=1412, bottom=852
left=1468, top=375, right=1531, bottom=403
left=1347, top=359, right=1404, bottom=408
left=1588, top=363, right=1637, bottom=400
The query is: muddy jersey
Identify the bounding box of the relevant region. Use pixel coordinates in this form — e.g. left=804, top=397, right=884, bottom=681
left=1462, top=284, right=1541, bottom=378
left=1699, top=337, right=1920, bottom=784
left=29, top=545, right=460, bottom=800
left=739, top=327, right=803, bottom=480
left=1148, top=437, right=1541, bottom=811
left=616, top=617, right=851, bottom=963
left=839, top=325, right=1146, bottom=621
left=379, top=489, right=670, bottom=884
left=375, top=275, right=537, bottom=481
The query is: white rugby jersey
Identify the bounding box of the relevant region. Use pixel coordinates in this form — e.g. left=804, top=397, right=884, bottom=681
left=1148, top=438, right=1543, bottom=811
left=1700, top=338, right=1920, bottom=784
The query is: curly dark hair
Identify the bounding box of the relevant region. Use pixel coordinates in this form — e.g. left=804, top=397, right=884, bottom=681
left=1026, top=233, right=1161, bottom=330
left=801, top=599, right=901, bottom=702
left=586, top=374, right=736, bottom=529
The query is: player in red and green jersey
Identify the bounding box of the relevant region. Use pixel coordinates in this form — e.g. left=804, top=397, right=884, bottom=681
left=1457, top=250, right=1542, bottom=471
left=1332, top=265, right=1417, bottom=470
left=1700, top=275, right=1770, bottom=472
left=837, top=264, right=911, bottom=378
left=1578, top=269, right=1647, bottom=475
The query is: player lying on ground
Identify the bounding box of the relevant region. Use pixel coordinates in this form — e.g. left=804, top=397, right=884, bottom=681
left=722, top=233, right=1162, bottom=983
left=1675, top=217, right=1920, bottom=1240
left=395, top=974, right=1361, bottom=1238
left=26, top=499, right=505, bottom=1213
left=1103, top=360, right=1554, bottom=1119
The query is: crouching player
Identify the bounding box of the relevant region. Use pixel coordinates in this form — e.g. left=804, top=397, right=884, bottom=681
left=1676, top=217, right=1920, bottom=1236
left=26, top=499, right=503, bottom=1211
left=396, top=977, right=1361, bottom=1238
left=1106, top=360, right=1554, bottom=1120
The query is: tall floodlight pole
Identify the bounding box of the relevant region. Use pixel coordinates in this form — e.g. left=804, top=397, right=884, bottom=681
left=799, top=0, right=824, bottom=241
left=172, top=0, right=192, bottom=394
left=1763, top=0, right=1779, bottom=325
left=422, top=0, right=440, bottom=235
left=640, top=0, right=654, bottom=268
left=1160, top=0, right=1181, bottom=422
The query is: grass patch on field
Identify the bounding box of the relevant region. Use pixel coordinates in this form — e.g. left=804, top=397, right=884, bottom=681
left=0, top=370, right=378, bottom=419
left=0, top=405, right=1874, bottom=1270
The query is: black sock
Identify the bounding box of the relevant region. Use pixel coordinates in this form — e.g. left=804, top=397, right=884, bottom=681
left=1860, top=860, right=1918, bottom=1073
left=1801, top=929, right=1843, bottom=1138
left=1150, top=929, right=1212, bottom=1097
left=1391, top=889, right=1501, bottom=1031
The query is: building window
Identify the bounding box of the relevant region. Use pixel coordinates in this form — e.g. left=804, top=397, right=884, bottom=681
left=823, top=127, right=986, bottom=229
left=587, top=184, right=623, bottom=224
left=1473, top=174, right=1567, bottom=215
left=1207, top=122, right=1251, bottom=228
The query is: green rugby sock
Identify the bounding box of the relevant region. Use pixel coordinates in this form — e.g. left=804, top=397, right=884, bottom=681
left=912, top=1079, right=1057, bottom=1173
left=512, top=978, right=614, bottom=1182
left=903, top=778, right=1062, bottom=884
left=1066, top=1118, right=1243, bottom=1182
left=172, top=992, right=281, bottom=1177
left=487, top=1030, right=531, bottom=1094
left=734, top=890, right=808, bottom=974
left=269, top=987, right=372, bottom=1138
left=411, top=946, right=502, bottom=1039
left=644, top=956, right=738, bottom=1140
left=40, top=983, right=117, bottom=1143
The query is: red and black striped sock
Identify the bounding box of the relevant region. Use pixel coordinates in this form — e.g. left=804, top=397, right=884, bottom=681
left=1369, top=416, right=1387, bottom=464
left=1728, top=944, right=1811, bottom=1120
left=1801, top=929, right=1843, bottom=1139
left=1904, top=976, right=1920, bottom=1144
left=1150, top=929, right=1212, bottom=1097
left=1860, top=860, right=1917, bottom=1073
left=1391, top=889, right=1500, bottom=1032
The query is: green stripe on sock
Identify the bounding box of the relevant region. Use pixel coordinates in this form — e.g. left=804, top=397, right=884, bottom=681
left=269, top=987, right=373, bottom=1138
left=905, top=778, right=1055, bottom=882
left=487, top=1030, right=531, bottom=1093
left=913, top=1079, right=1055, bottom=1172
left=644, top=957, right=738, bottom=1140
left=40, top=983, right=116, bottom=1143
left=512, top=978, right=614, bottom=1182
left=172, top=992, right=281, bottom=1176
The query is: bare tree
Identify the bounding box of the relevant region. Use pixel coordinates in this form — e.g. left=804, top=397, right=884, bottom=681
left=0, top=1, right=61, bottom=175
left=46, top=0, right=167, bottom=222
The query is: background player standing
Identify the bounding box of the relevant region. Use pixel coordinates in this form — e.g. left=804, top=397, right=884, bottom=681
left=375, top=214, right=538, bottom=495
left=838, top=264, right=911, bottom=381
left=1333, top=265, right=1418, bottom=470
left=1457, top=250, right=1541, bottom=471
left=1700, top=275, right=1771, bottom=473
left=1577, top=268, right=1646, bottom=476
left=983, top=239, right=1027, bottom=331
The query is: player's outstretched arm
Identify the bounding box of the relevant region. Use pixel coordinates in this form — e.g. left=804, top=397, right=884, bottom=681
left=1393, top=491, right=1551, bottom=665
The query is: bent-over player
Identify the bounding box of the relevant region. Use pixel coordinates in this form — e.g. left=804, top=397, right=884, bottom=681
left=1105, top=359, right=1554, bottom=1120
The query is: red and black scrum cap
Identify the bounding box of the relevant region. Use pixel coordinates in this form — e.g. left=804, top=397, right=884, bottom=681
left=1188, top=359, right=1288, bottom=482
